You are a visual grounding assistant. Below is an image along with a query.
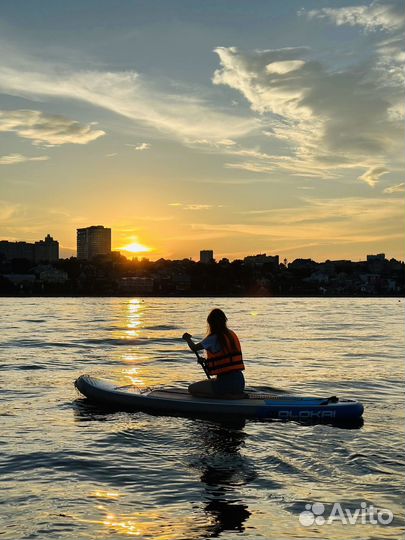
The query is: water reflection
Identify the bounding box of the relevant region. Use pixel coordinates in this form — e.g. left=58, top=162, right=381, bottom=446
left=122, top=299, right=144, bottom=339
left=190, top=419, right=256, bottom=537
left=115, top=299, right=156, bottom=388
left=122, top=366, right=145, bottom=388
left=72, top=399, right=256, bottom=539
left=69, top=506, right=209, bottom=539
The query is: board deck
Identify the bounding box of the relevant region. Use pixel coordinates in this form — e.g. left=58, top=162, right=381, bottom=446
left=75, top=375, right=364, bottom=423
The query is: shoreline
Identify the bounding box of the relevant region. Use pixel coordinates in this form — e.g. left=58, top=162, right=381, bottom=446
left=1, top=293, right=403, bottom=299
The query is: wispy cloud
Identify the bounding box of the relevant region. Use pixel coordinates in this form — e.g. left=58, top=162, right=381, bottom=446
left=0, top=200, right=21, bottom=221
left=302, top=2, right=405, bottom=88
left=184, top=138, right=237, bottom=148
left=225, top=147, right=273, bottom=160
left=0, top=44, right=258, bottom=145
left=190, top=196, right=404, bottom=251
left=224, top=161, right=274, bottom=174
left=0, top=153, right=49, bottom=165
left=358, top=166, right=389, bottom=187
left=168, top=202, right=221, bottom=211
left=303, top=1, right=405, bottom=32
left=0, top=109, right=105, bottom=146
left=0, top=200, right=82, bottom=245
left=183, top=204, right=214, bottom=211
left=384, top=182, right=405, bottom=193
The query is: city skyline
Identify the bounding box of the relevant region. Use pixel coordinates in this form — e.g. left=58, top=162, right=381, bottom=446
left=0, top=1, right=404, bottom=262
left=1, top=226, right=401, bottom=264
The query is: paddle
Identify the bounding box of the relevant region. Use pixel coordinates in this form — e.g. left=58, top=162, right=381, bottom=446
left=181, top=333, right=288, bottom=391
left=182, top=333, right=211, bottom=379
left=194, top=349, right=211, bottom=380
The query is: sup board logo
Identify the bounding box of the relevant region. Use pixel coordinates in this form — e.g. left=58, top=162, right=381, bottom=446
left=299, top=502, right=394, bottom=527
left=278, top=410, right=336, bottom=419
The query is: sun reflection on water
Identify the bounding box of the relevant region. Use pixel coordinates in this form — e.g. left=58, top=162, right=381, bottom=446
left=89, top=490, right=122, bottom=500
left=122, top=367, right=145, bottom=387
left=74, top=505, right=210, bottom=539
left=123, top=299, right=144, bottom=339
left=114, top=299, right=161, bottom=387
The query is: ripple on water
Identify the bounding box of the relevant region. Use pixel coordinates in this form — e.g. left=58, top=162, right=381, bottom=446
left=0, top=297, right=403, bottom=540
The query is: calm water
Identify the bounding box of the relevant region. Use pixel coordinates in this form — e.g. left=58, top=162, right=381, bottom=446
left=1, top=298, right=404, bottom=540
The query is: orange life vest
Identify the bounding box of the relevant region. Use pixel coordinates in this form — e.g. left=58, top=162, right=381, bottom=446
left=205, top=330, right=244, bottom=376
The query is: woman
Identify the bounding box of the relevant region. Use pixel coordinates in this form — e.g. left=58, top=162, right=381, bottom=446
left=182, top=308, right=245, bottom=398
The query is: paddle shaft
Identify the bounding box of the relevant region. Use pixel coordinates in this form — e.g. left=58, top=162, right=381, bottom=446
left=194, top=350, right=211, bottom=379
left=182, top=333, right=211, bottom=380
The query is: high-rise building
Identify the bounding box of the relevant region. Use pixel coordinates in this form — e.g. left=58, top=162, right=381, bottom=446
left=77, top=226, right=111, bottom=260
left=0, top=234, right=59, bottom=262
left=200, top=250, right=214, bottom=264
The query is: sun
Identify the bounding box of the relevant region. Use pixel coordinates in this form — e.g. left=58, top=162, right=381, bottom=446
left=121, top=242, right=152, bottom=254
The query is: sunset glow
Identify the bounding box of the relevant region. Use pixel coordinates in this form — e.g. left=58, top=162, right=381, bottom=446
left=0, top=1, right=403, bottom=262
left=119, top=242, right=152, bottom=255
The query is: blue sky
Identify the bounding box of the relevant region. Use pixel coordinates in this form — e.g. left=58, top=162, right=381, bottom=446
left=0, top=0, right=404, bottom=260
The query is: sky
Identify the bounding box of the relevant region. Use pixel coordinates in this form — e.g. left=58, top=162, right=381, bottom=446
left=0, top=0, right=404, bottom=261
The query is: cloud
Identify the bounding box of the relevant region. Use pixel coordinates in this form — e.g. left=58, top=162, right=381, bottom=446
left=0, top=153, right=49, bottom=165
left=303, top=1, right=405, bottom=32
left=375, top=35, right=405, bottom=85
left=358, top=166, right=389, bottom=186
left=213, top=46, right=309, bottom=115
left=384, top=182, right=405, bottom=193
left=190, top=196, right=404, bottom=250
left=133, top=143, right=151, bottom=151
left=0, top=109, right=105, bottom=146
left=0, top=45, right=258, bottom=144
left=0, top=201, right=84, bottom=246
left=302, top=2, right=405, bottom=89
left=0, top=200, right=21, bottom=221
left=266, top=60, right=306, bottom=74
left=225, top=161, right=274, bottom=174
left=167, top=230, right=231, bottom=242
left=185, top=138, right=237, bottom=148
left=168, top=202, right=217, bottom=211
left=183, top=204, right=213, bottom=211
left=212, top=45, right=403, bottom=184
left=225, top=147, right=273, bottom=160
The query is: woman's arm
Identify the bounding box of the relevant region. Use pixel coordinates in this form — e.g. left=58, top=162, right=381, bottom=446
left=182, top=333, right=204, bottom=352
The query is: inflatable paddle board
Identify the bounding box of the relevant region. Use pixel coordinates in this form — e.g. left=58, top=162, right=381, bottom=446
left=75, top=375, right=364, bottom=423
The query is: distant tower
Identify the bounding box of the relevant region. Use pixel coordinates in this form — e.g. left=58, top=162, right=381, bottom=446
left=200, top=250, right=214, bottom=264
left=77, top=226, right=111, bottom=260
left=34, top=234, right=59, bottom=262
